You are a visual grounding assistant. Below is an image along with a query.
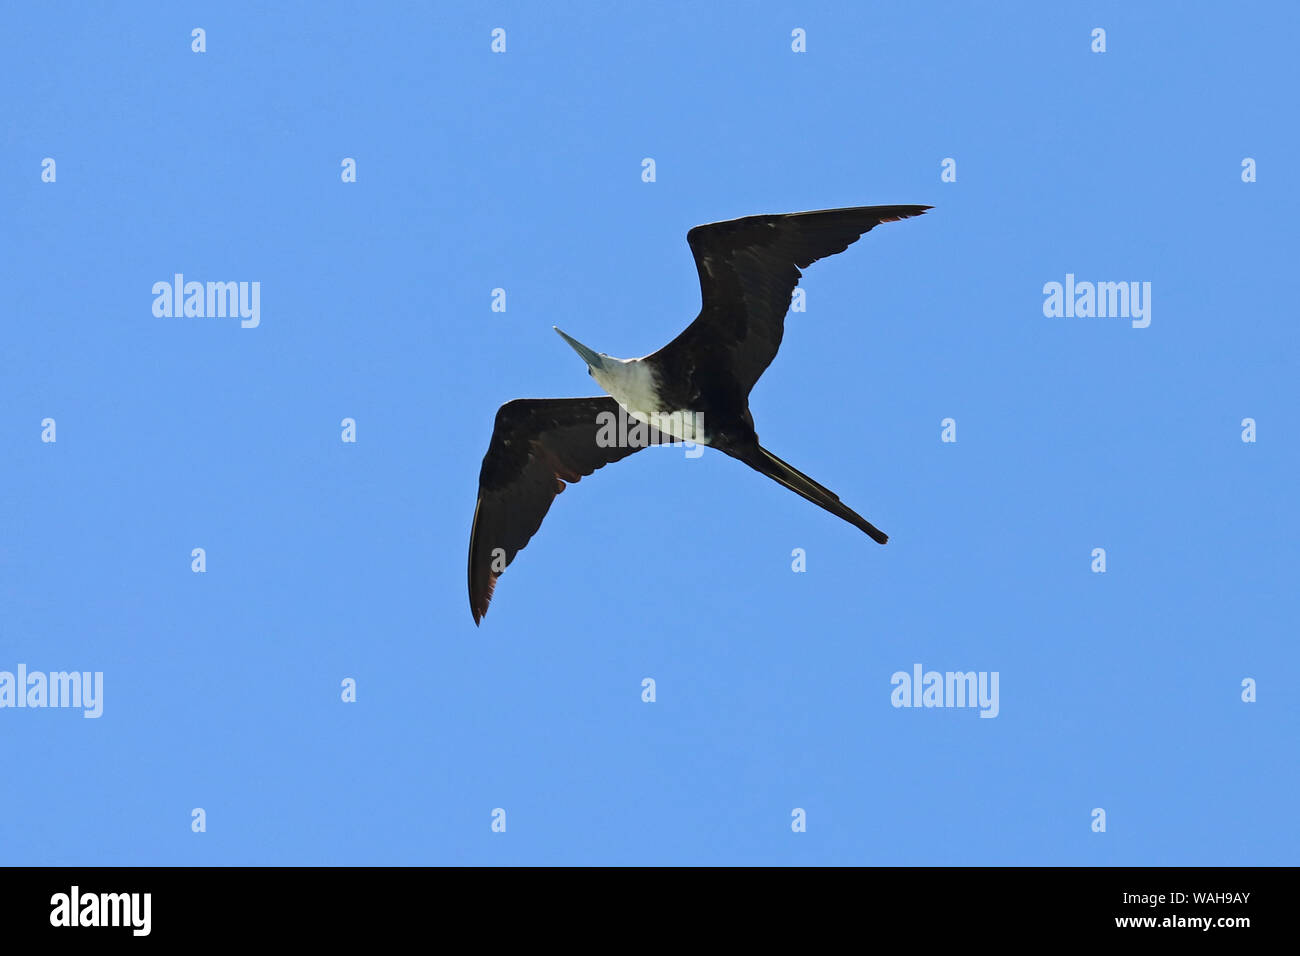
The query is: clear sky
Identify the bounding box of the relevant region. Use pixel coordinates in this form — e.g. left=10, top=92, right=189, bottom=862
left=2, top=1, right=1295, bottom=866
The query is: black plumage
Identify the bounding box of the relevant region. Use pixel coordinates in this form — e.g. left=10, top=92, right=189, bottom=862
left=655, top=205, right=930, bottom=405
left=468, top=398, right=668, bottom=624
left=468, top=205, right=930, bottom=624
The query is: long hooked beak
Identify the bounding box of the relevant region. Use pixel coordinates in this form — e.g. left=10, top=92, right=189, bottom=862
left=553, top=326, right=610, bottom=374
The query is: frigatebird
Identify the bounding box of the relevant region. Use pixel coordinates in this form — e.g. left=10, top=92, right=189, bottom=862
left=468, top=204, right=930, bottom=624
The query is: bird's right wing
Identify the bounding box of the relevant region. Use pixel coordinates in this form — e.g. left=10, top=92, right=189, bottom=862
left=653, top=205, right=931, bottom=398
left=468, top=396, right=653, bottom=624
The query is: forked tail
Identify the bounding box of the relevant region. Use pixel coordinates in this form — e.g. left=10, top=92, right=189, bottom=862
left=741, top=445, right=888, bottom=544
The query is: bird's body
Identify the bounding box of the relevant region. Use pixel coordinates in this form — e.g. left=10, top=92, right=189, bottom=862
left=580, top=355, right=722, bottom=448
left=469, top=204, right=930, bottom=624
left=584, top=355, right=704, bottom=443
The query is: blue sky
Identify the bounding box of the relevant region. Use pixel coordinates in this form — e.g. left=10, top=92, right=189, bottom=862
left=2, top=1, right=1295, bottom=865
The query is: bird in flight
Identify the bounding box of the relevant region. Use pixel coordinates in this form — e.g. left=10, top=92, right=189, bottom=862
left=468, top=204, right=930, bottom=624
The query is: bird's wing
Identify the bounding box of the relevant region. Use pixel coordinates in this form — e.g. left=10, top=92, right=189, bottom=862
left=652, top=205, right=930, bottom=398
left=469, top=396, right=654, bottom=624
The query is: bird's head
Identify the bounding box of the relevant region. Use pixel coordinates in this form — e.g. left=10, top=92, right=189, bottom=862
left=553, top=326, right=613, bottom=379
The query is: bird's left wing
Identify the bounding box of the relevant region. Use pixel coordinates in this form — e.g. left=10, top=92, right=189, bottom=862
left=469, top=396, right=652, bottom=624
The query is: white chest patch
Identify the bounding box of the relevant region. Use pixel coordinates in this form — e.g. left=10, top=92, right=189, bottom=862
left=594, top=359, right=708, bottom=444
